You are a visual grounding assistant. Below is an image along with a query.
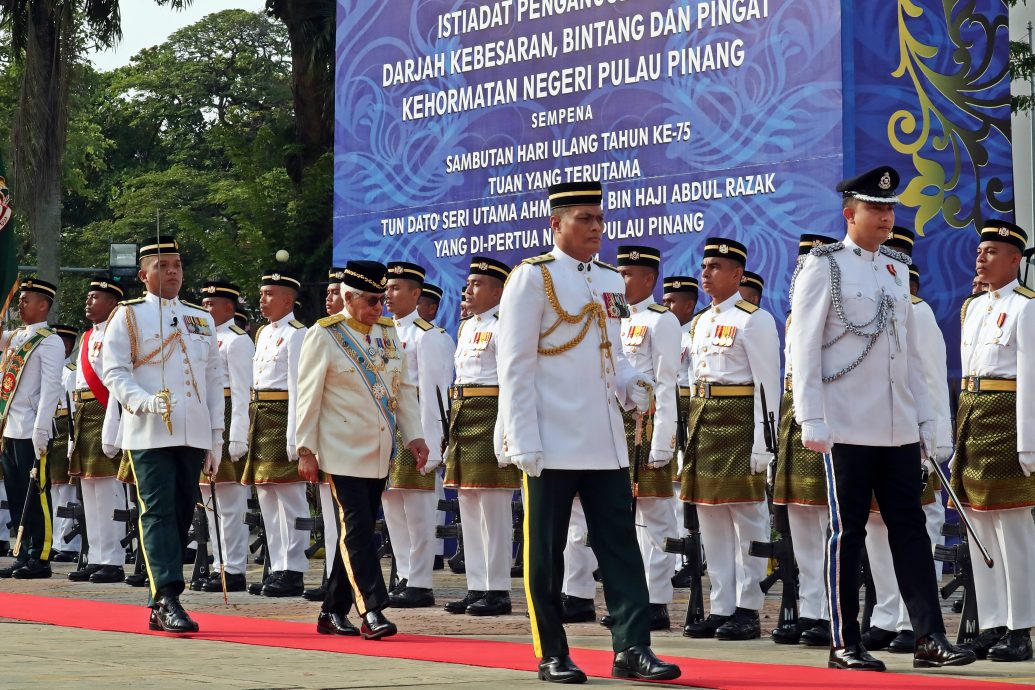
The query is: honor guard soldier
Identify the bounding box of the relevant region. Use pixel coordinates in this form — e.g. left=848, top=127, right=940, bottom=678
left=498, top=180, right=680, bottom=684
left=242, top=269, right=309, bottom=597
left=234, top=306, right=251, bottom=333
left=383, top=260, right=454, bottom=608
left=0, top=278, right=64, bottom=579
left=681, top=238, right=780, bottom=641
left=738, top=271, right=764, bottom=307
left=418, top=282, right=444, bottom=324
left=68, top=275, right=128, bottom=584
left=296, top=260, right=428, bottom=639
left=49, top=323, right=80, bottom=560
left=325, top=267, right=345, bottom=316
left=101, top=236, right=224, bottom=633
left=443, top=256, right=520, bottom=617
left=790, top=166, right=975, bottom=671
left=197, top=280, right=254, bottom=593
left=773, top=233, right=838, bottom=647
left=952, top=220, right=1035, bottom=661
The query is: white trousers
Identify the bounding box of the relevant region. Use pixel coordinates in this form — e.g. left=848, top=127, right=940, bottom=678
left=563, top=497, right=598, bottom=599
left=671, top=493, right=688, bottom=540
left=255, top=482, right=310, bottom=573
left=435, top=472, right=446, bottom=556
left=51, top=483, right=80, bottom=552
left=0, top=482, right=9, bottom=541
left=382, top=488, right=436, bottom=589
left=697, top=500, right=770, bottom=615
left=636, top=496, right=679, bottom=604
left=199, top=482, right=249, bottom=575
left=970, top=508, right=1035, bottom=630
left=80, top=477, right=127, bottom=566
left=319, top=482, right=338, bottom=579
left=459, top=488, right=514, bottom=591
left=787, top=503, right=830, bottom=621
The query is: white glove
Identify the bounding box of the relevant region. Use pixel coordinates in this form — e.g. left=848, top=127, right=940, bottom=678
left=287, top=444, right=298, bottom=462
left=203, top=452, right=221, bottom=477
left=511, top=452, right=544, bottom=477
left=228, top=441, right=248, bottom=461
left=647, top=450, right=672, bottom=469
left=102, top=444, right=119, bottom=459
left=497, top=454, right=512, bottom=469
left=31, top=428, right=49, bottom=459
left=750, top=451, right=773, bottom=474
left=800, top=419, right=833, bottom=454
left=1020, top=452, right=1035, bottom=478
left=627, top=373, right=654, bottom=413
left=931, top=446, right=953, bottom=464
left=419, top=453, right=443, bottom=476
left=919, top=421, right=936, bottom=459
left=142, top=393, right=176, bottom=416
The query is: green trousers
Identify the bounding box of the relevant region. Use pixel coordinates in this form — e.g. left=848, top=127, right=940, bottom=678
left=127, top=446, right=204, bottom=605
left=1, top=437, right=52, bottom=563
left=522, top=468, right=649, bottom=658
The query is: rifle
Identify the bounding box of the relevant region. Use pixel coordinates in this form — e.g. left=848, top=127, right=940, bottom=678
left=435, top=497, right=465, bottom=574
left=859, top=547, right=878, bottom=632
left=187, top=502, right=211, bottom=589
left=510, top=498, right=523, bottom=577
left=56, top=498, right=87, bottom=567
left=208, top=480, right=228, bottom=604
left=374, top=517, right=398, bottom=591
left=934, top=521, right=980, bottom=645
left=435, top=385, right=450, bottom=458
left=115, top=489, right=145, bottom=586
left=664, top=503, right=705, bottom=632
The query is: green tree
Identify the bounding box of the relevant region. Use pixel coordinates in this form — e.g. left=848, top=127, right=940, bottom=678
left=1008, top=0, right=1035, bottom=113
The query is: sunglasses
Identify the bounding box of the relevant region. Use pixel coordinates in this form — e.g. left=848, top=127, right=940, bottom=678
left=359, top=294, right=387, bottom=307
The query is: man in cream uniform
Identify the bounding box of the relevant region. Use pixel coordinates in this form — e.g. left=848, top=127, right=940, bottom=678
left=296, top=260, right=428, bottom=640
left=197, top=280, right=254, bottom=593
left=102, top=236, right=223, bottom=633
left=498, top=180, right=679, bottom=684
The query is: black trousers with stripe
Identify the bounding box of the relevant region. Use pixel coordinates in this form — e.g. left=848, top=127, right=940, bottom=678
left=322, top=474, right=389, bottom=617
left=524, top=468, right=649, bottom=658
left=1, top=436, right=52, bottom=562
left=823, top=443, right=944, bottom=648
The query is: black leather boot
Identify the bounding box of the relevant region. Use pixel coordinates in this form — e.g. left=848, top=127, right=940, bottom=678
left=466, top=590, right=511, bottom=616
left=683, top=613, right=730, bottom=638
left=913, top=632, right=977, bottom=668
left=560, top=595, right=595, bottom=623
left=444, top=590, right=485, bottom=614
left=317, top=611, right=360, bottom=636
left=988, top=629, right=1033, bottom=662
left=828, top=645, right=885, bottom=671
left=537, top=655, right=586, bottom=684
left=361, top=610, right=397, bottom=640
left=612, top=645, right=681, bottom=681
left=715, top=608, right=760, bottom=640
left=150, top=591, right=199, bottom=633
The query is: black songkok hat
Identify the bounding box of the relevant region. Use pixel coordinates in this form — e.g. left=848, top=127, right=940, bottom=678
left=201, top=280, right=242, bottom=302
left=421, top=283, right=444, bottom=302
left=260, top=269, right=301, bottom=291
left=343, top=260, right=388, bottom=294
left=663, top=276, right=698, bottom=294
left=740, top=271, right=764, bottom=292
left=469, top=256, right=511, bottom=281
left=798, top=233, right=839, bottom=256
left=547, top=181, right=603, bottom=212
left=328, top=266, right=347, bottom=282
left=137, top=235, right=180, bottom=261
left=386, top=261, right=426, bottom=285
left=980, top=219, right=1028, bottom=253
left=702, top=237, right=747, bottom=266
left=909, top=263, right=921, bottom=286
left=836, top=166, right=900, bottom=204
left=87, top=274, right=125, bottom=300
left=52, top=324, right=79, bottom=339
left=884, top=226, right=915, bottom=255
left=20, top=277, right=57, bottom=300
left=616, top=245, right=661, bottom=269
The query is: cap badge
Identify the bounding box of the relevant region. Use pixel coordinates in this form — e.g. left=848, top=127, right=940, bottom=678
left=379, top=277, right=388, bottom=287
left=718, top=244, right=729, bottom=254
left=672, top=281, right=682, bottom=289
left=879, top=172, right=892, bottom=190
left=629, top=251, right=640, bottom=261
left=812, top=239, right=822, bottom=247
left=204, top=286, right=216, bottom=293
left=477, top=261, right=488, bottom=271
left=390, top=265, right=404, bottom=274
left=99, top=282, right=109, bottom=289
left=998, top=227, right=1010, bottom=237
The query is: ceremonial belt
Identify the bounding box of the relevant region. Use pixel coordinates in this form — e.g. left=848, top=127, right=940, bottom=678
left=960, top=377, right=1017, bottom=393
left=784, top=374, right=793, bottom=392
left=0, top=328, right=53, bottom=432
left=691, top=381, right=754, bottom=399
left=450, top=385, right=499, bottom=399
left=678, top=386, right=693, bottom=398
left=54, top=409, right=69, bottom=419
left=250, top=389, right=289, bottom=402
left=73, top=388, right=96, bottom=403
left=223, top=387, right=231, bottom=398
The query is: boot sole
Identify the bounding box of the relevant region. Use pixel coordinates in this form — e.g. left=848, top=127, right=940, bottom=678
left=828, top=662, right=885, bottom=671
left=538, top=670, right=587, bottom=684
left=361, top=626, right=398, bottom=641
left=612, top=666, right=680, bottom=681
left=914, top=655, right=978, bottom=668
left=467, top=607, right=512, bottom=617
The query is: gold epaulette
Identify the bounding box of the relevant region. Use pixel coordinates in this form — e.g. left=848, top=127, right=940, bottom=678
left=648, top=303, right=669, bottom=314
left=593, top=259, right=618, bottom=272
left=911, top=295, right=924, bottom=305
left=689, top=310, right=706, bottom=341
left=414, top=318, right=434, bottom=331
left=960, top=294, right=979, bottom=327
left=522, top=254, right=555, bottom=265
left=1015, top=286, right=1035, bottom=299
left=182, top=300, right=206, bottom=311
left=735, top=300, right=759, bottom=314
left=229, top=324, right=246, bottom=335
left=289, top=319, right=305, bottom=329
left=65, top=362, right=77, bottom=371
left=120, top=297, right=146, bottom=306
left=318, top=314, right=346, bottom=327
left=784, top=312, right=793, bottom=334
left=377, top=316, right=395, bottom=327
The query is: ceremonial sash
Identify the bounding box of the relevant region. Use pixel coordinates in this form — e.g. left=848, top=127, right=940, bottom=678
left=79, top=328, right=110, bottom=409
left=326, top=323, right=398, bottom=433
left=0, top=328, right=54, bottom=430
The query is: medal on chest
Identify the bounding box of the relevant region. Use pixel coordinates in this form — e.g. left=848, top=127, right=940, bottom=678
left=602, top=292, right=631, bottom=319
left=886, top=263, right=901, bottom=286
left=184, top=315, right=212, bottom=337
left=711, top=324, right=737, bottom=347
left=472, top=331, right=492, bottom=351
left=624, top=325, right=648, bottom=346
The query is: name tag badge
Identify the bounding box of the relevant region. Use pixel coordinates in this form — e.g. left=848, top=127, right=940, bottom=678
left=603, top=292, right=630, bottom=319
left=185, top=315, right=212, bottom=337
left=624, top=325, right=647, bottom=346
left=472, top=332, right=492, bottom=350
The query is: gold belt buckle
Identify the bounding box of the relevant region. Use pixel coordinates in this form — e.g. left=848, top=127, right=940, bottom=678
left=698, top=382, right=711, bottom=398
left=450, top=387, right=461, bottom=400
left=967, top=377, right=977, bottom=393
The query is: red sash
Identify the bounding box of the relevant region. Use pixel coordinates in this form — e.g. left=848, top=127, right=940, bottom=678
left=79, top=328, right=109, bottom=409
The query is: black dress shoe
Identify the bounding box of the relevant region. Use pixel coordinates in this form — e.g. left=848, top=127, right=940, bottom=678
left=799, top=619, right=831, bottom=647
left=388, top=586, right=435, bottom=608
left=445, top=590, right=486, bottom=614
left=683, top=613, right=730, bottom=638
left=202, top=572, right=247, bottom=592
left=771, top=618, right=803, bottom=645
left=361, top=610, right=397, bottom=640
left=860, top=625, right=897, bottom=651
left=317, top=611, right=360, bottom=636
left=50, top=550, right=77, bottom=563
left=715, top=608, right=760, bottom=640
left=12, top=559, right=52, bottom=579
left=988, top=629, right=1033, bottom=662
left=125, top=571, right=148, bottom=587
left=913, top=632, right=977, bottom=668
left=648, top=603, right=670, bottom=631
left=600, top=614, right=614, bottom=628
left=68, top=563, right=103, bottom=581
left=388, top=577, right=408, bottom=596
left=302, top=584, right=326, bottom=601
left=89, top=565, right=126, bottom=583
left=261, top=570, right=304, bottom=597
left=0, top=560, right=28, bottom=578
left=467, top=590, right=511, bottom=616
left=963, top=626, right=1007, bottom=660
left=537, top=655, right=586, bottom=684
left=151, top=593, right=199, bottom=633
left=829, top=644, right=886, bottom=671
left=560, top=595, right=595, bottom=623
left=888, top=629, right=916, bottom=653
left=248, top=572, right=277, bottom=596
left=612, top=645, right=681, bottom=681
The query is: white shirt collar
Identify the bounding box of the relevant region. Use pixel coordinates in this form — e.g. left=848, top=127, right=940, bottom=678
left=472, top=304, right=500, bottom=322
left=989, top=279, right=1019, bottom=300
left=550, top=246, right=596, bottom=272
left=393, top=310, right=418, bottom=326
left=630, top=297, right=654, bottom=314
left=711, top=292, right=741, bottom=313
left=269, top=311, right=295, bottom=329
left=843, top=235, right=879, bottom=262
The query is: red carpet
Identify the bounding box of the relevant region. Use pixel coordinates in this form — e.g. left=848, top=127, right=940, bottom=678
left=0, top=593, right=1010, bottom=689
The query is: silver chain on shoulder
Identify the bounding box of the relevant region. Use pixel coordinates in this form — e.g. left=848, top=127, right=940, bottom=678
left=821, top=252, right=894, bottom=382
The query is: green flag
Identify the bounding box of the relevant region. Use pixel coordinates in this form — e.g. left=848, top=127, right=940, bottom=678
left=0, top=155, right=16, bottom=321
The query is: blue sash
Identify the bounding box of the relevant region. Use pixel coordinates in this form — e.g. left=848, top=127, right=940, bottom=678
left=326, top=323, right=398, bottom=434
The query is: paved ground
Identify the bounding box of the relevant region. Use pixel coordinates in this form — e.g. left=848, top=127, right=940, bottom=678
left=2, top=557, right=1034, bottom=688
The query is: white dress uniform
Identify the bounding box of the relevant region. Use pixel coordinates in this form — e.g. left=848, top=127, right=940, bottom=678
left=687, top=292, right=779, bottom=616
left=672, top=320, right=693, bottom=536
left=959, top=279, right=1035, bottom=631
left=251, top=311, right=309, bottom=574
left=50, top=361, right=80, bottom=554
left=382, top=309, right=454, bottom=590
left=199, top=319, right=254, bottom=577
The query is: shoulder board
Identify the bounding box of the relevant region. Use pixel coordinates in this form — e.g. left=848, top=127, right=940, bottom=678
left=414, top=318, right=434, bottom=331
left=647, top=303, right=669, bottom=314
left=494, top=311, right=499, bottom=319
left=1014, top=286, right=1035, bottom=299
left=65, top=362, right=77, bottom=371
left=38, top=327, right=55, bottom=337
left=960, top=294, right=979, bottom=327
left=437, top=327, right=447, bottom=333
left=120, top=297, right=146, bottom=306
left=181, top=300, right=206, bottom=311
left=911, top=295, right=924, bottom=305
left=735, top=300, right=759, bottom=314
left=289, top=319, right=305, bottom=329
left=317, top=314, right=346, bottom=328
left=522, top=254, right=555, bottom=265
left=879, top=245, right=912, bottom=266
left=593, top=259, right=618, bottom=272
left=229, top=324, right=246, bottom=335
left=810, top=242, right=844, bottom=257
left=377, top=316, right=395, bottom=327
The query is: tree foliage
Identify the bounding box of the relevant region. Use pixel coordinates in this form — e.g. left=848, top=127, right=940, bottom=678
left=1008, top=0, right=1035, bottom=113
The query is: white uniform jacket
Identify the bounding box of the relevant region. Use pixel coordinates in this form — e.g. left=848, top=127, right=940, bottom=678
left=0, top=321, right=65, bottom=440
left=393, top=310, right=455, bottom=463
left=253, top=312, right=306, bottom=453
left=622, top=298, right=681, bottom=454
left=217, top=321, right=254, bottom=445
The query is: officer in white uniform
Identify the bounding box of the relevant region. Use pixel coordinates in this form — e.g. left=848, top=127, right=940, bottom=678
left=50, top=326, right=80, bottom=559
left=952, top=220, right=1035, bottom=662
left=102, top=236, right=223, bottom=633
left=791, top=167, right=975, bottom=671
left=0, top=278, right=64, bottom=579
left=738, top=271, right=764, bottom=306
left=498, top=180, right=679, bottom=684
